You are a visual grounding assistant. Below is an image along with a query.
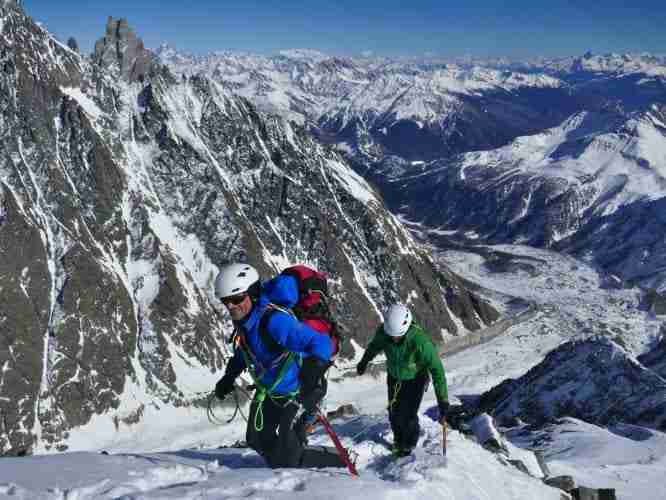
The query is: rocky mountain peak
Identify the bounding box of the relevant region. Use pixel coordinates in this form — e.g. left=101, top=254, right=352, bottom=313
left=479, top=337, right=666, bottom=431
left=0, top=0, right=21, bottom=9
left=93, top=16, right=153, bottom=82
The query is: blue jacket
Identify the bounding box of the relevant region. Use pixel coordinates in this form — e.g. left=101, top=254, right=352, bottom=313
left=224, top=289, right=333, bottom=396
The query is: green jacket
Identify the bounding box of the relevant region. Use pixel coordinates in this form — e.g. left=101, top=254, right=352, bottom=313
left=359, top=321, right=448, bottom=404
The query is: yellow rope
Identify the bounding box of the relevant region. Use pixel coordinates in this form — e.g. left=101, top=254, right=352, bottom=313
left=388, top=379, right=402, bottom=412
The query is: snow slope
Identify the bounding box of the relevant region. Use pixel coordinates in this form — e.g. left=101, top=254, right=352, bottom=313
left=0, top=420, right=560, bottom=500
left=457, top=109, right=666, bottom=215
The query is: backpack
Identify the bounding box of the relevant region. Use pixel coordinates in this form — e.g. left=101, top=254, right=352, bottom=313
left=262, top=265, right=341, bottom=356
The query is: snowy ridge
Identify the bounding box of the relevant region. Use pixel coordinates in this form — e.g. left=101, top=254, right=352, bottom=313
left=455, top=52, right=666, bottom=79
left=482, top=337, right=666, bottom=430
left=527, top=52, right=666, bottom=78
left=154, top=44, right=563, bottom=125
left=0, top=412, right=561, bottom=500
left=457, top=108, right=666, bottom=213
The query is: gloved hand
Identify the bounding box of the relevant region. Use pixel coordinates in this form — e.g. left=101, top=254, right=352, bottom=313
left=294, top=411, right=317, bottom=444
left=300, top=356, right=330, bottom=413
left=301, top=356, right=330, bottom=384
left=356, top=362, right=367, bottom=376
left=439, top=401, right=450, bottom=423
left=215, top=376, right=235, bottom=401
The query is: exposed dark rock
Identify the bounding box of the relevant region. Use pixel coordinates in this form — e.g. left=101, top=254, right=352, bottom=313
left=0, top=186, right=50, bottom=455
left=571, top=486, right=616, bottom=500
left=544, top=475, right=577, bottom=492
left=93, top=17, right=155, bottom=83
left=506, top=458, right=530, bottom=475
left=66, top=37, right=79, bottom=53
left=326, top=404, right=359, bottom=420
left=480, top=338, right=666, bottom=431
left=637, top=325, right=666, bottom=379
left=643, top=289, right=666, bottom=315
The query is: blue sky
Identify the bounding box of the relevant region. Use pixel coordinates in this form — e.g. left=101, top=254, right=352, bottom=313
left=25, top=0, right=666, bottom=58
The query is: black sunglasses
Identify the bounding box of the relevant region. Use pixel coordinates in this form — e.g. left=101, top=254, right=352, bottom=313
left=220, top=293, right=248, bottom=306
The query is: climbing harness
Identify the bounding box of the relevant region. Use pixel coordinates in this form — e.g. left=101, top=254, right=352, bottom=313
left=233, top=315, right=300, bottom=432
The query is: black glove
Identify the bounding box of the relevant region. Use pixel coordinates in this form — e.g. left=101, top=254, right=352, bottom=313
left=439, top=401, right=450, bottom=421
left=301, top=356, right=330, bottom=384
left=215, top=376, right=235, bottom=401
left=356, top=362, right=367, bottom=376
left=300, top=357, right=330, bottom=412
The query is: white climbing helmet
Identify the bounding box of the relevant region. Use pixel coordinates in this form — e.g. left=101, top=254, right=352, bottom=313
left=383, top=303, right=413, bottom=337
left=214, top=263, right=260, bottom=299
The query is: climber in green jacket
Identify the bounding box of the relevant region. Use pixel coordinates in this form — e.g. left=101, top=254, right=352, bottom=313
left=356, top=303, right=449, bottom=457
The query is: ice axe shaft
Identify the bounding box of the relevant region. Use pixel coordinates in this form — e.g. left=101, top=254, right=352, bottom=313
left=442, top=419, right=448, bottom=456
left=317, top=412, right=359, bottom=477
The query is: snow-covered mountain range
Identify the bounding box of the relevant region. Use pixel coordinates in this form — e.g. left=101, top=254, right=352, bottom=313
left=383, top=105, right=666, bottom=291
left=154, top=43, right=585, bottom=162
left=155, top=44, right=666, bottom=161
left=508, top=52, right=666, bottom=79
left=154, top=45, right=666, bottom=295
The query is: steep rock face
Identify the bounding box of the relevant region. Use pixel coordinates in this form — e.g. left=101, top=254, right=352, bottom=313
left=0, top=7, right=495, bottom=454
left=93, top=16, right=155, bottom=83
left=0, top=184, right=50, bottom=455
left=479, top=338, right=666, bottom=431
left=637, top=326, right=666, bottom=379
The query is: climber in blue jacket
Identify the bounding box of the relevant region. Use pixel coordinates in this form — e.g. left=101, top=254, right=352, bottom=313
left=213, top=263, right=344, bottom=469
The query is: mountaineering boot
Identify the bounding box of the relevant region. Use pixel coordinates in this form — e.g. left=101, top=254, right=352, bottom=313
left=294, top=411, right=318, bottom=444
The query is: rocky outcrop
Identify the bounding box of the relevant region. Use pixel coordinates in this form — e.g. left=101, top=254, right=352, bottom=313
left=637, top=325, right=666, bottom=379
left=66, top=37, right=78, bottom=53
left=643, top=289, right=666, bottom=315
left=93, top=17, right=155, bottom=82
left=479, top=338, right=666, bottom=431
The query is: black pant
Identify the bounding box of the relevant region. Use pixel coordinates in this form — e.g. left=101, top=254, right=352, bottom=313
left=245, top=394, right=346, bottom=469
left=387, top=372, right=428, bottom=451
left=246, top=396, right=303, bottom=468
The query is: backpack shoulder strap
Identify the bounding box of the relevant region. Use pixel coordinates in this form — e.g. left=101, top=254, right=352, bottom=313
left=258, top=303, right=295, bottom=354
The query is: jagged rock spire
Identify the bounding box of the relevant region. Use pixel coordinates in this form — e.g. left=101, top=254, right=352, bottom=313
left=93, top=16, right=153, bottom=82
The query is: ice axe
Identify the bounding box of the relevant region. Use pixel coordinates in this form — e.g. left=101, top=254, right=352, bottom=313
left=441, top=417, right=448, bottom=459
